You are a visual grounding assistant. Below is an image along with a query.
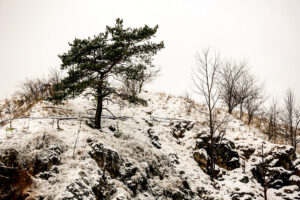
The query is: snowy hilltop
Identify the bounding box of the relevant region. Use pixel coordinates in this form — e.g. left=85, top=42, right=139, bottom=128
left=1, top=91, right=300, bottom=200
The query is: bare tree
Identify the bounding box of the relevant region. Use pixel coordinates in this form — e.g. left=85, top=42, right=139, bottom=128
left=18, top=78, right=42, bottom=101
left=256, top=109, right=267, bottom=129
left=282, top=89, right=300, bottom=150
left=137, top=66, right=160, bottom=93
left=48, top=67, right=63, bottom=85
left=244, top=84, right=265, bottom=125
left=192, top=48, right=229, bottom=181
left=219, top=60, right=247, bottom=114
left=117, top=56, right=160, bottom=98
left=236, top=71, right=257, bottom=119
left=265, top=98, right=280, bottom=141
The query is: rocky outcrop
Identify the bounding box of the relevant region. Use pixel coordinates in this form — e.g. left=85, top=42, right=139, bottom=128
left=170, top=120, right=194, bottom=139
left=89, top=142, right=123, bottom=178
left=0, top=141, right=63, bottom=200
left=239, top=147, right=255, bottom=160
left=147, top=128, right=161, bottom=149
left=194, top=132, right=240, bottom=173
left=251, top=146, right=297, bottom=189
left=193, top=149, right=208, bottom=172
left=120, top=162, right=147, bottom=195
left=0, top=149, right=32, bottom=200
left=25, top=145, right=62, bottom=175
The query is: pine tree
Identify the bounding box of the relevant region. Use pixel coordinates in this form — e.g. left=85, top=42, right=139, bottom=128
left=50, top=18, right=164, bottom=129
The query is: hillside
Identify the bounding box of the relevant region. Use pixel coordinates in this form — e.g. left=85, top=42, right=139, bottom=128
left=1, top=92, right=300, bottom=200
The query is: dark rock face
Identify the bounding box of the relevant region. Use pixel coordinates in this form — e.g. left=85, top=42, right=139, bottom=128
left=193, top=149, right=208, bottom=172
left=89, top=143, right=123, bottom=178
left=0, top=145, right=63, bottom=200
left=161, top=178, right=197, bottom=200
left=92, top=178, right=117, bottom=200
left=38, top=166, right=59, bottom=180
left=170, top=120, right=194, bottom=139
left=0, top=149, right=32, bottom=200
left=89, top=143, right=150, bottom=197
left=239, top=147, right=255, bottom=160
left=147, top=128, right=161, bottom=149
left=194, top=132, right=240, bottom=172
left=251, top=146, right=297, bottom=189
left=120, top=162, right=147, bottom=195
left=64, top=178, right=95, bottom=200
left=108, top=125, right=116, bottom=132
left=64, top=175, right=118, bottom=200
left=215, top=140, right=240, bottom=170
left=231, top=191, right=255, bottom=200
left=239, top=176, right=249, bottom=183
left=25, top=146, right=62, bottom=175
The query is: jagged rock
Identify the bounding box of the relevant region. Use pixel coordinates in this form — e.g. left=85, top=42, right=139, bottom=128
left=170, top=120, right=194, bottom=139
left=64, top=178, right=95, bottom=200
left=147, top=128, right=161, bottom=149
left=109, top=125, right=116, bottom=132
left=38, top=166, right=59, bottom=180
left=0, top=149, right=19, bottom=167
left=163, top=188, right=186, bottom=200
left=193, top=148, right=220, bottom=177
left=25, top=145, right=62, bottom=175
left=193, top=149, right=208, bottom=172
left=0, top=149, right=32, bottom=200
left=215, top=140, right=240, bottom=170
left=120, top=162, right=139, bottom=180
left=178, top=179, right=197, bottom=199
left=0, top=144, right=62, bottom=200
left=231, top=191, right=254, bottom=200
left=251, top=146, right=297, bottom=189
left=89, top=143, right=123, bottom=178
left=169, top=153, right=180, bottom=165
left=145, top=162, right=164, bottom=180
left=239, top=176, right=249, bottom=183
left=144, top=120, right=154, bottom=127
left=120, top=162, right=148, bottom=195
left=194, top=133, right=240, bottom=171
left=239, top=147, right=255, bottom=159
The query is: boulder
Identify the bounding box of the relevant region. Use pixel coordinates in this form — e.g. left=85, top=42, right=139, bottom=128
left=64, top=178, right=95, bottom=200
left=214, top=140, right=240, bottom=170
left=251, top=146, right=297, bottom=189
left=147, top=128, right=161, bottom=149
left=89, top=143, right=123, bottom=178
left=170, top=120, right=194, bottom=139
left=25, top=145, right=62, bottom=175
left=239, top=147, right=255, bottom=160
left=0, top=149, right=32, bottom=200
left=239, top=176, right=249, bottom=184
left=194, top=133, right=240, bottom=171
left=193, top=149, right=208, bottom=172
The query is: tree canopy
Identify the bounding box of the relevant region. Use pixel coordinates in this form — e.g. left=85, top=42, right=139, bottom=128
left=51, top=18, right=164, bottom=129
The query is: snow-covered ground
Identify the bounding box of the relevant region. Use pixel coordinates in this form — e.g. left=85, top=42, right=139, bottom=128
left=1, top=91, right=300, bottom=200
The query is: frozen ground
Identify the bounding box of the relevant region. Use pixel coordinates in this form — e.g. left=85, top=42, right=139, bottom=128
left=0, top=91, right=300, bottom=199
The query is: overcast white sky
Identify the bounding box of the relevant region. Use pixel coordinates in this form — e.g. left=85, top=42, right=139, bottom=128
left=1, top=0, right=300, bottom=103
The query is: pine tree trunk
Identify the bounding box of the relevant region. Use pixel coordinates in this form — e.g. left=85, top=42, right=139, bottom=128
left=95, top=96, right=103, bottom=129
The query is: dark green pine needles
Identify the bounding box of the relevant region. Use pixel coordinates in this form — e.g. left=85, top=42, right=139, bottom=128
left=50, top=18, right=164, bottom=129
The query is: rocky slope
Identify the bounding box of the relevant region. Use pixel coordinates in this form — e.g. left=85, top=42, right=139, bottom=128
left=1, top=92, right=300, bottom=200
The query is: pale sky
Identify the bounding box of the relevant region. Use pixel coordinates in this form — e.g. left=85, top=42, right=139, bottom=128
left=1, top=0, right=300, bottom=103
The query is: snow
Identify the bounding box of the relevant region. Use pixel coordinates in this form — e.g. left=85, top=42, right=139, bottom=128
left=0, top=91, right=300, bottom=199
left=290, top=175, right=300, bottom=182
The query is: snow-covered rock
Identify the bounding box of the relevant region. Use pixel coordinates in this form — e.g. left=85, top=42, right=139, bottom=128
left=1, top=91, right=300, bottom=199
